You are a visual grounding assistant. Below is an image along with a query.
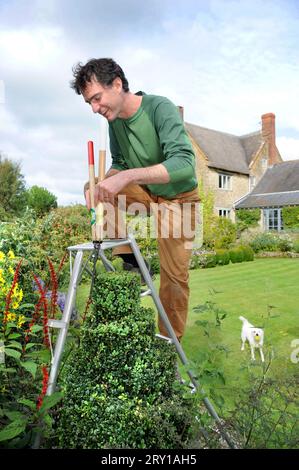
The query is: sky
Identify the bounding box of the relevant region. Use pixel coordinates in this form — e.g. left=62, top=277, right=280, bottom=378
left=0, top=0, right=299, bottom=206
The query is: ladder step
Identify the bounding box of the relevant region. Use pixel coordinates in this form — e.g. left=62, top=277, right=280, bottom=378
left=140, top=288, right=151, bottom=297
left=155, top=333, right=174, bottom=344
left=48, top=319, right=67, bottom=329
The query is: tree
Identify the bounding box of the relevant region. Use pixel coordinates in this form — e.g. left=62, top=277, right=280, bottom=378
left=0, top=154, right=27, bottom=218
left=26, top=185, right=57, bottom=216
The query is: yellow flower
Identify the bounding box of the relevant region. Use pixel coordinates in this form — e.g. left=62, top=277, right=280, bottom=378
left=17, top=315, right=26, bottom=328
left=12, top=284, right=19, bottom=297
left=8, top=250, right=15, bottom=259
left=18, top=289, right=23, bottom=302
left=12, top=301, right=19, bottom=310
left=9, top=267, right=15, bottom=276
left=6, top=312, right=17, bottom=322
left=0, top=252, right=5, bottom=262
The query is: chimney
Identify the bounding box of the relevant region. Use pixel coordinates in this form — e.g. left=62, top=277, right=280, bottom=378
left=177, top=105, right=184, bottom=121
left=261, top=113, right=276, bottom=166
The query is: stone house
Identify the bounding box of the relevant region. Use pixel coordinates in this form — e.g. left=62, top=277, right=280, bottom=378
left=182, top=111, right=282, bottom=222
left=235, top=159, right=299, bottom=231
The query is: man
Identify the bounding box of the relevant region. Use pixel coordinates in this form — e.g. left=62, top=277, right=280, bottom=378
left=71, top=58, right=199, bottom=341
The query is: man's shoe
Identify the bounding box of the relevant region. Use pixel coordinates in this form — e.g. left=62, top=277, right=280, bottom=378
left=123, top=260, right=153, bottom=285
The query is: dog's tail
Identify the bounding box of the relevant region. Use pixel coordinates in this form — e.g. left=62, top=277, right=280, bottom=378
left=239, top=316, right=248, bottom=323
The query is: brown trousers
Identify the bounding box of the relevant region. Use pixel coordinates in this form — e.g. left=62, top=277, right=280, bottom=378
left=103, top=184, right=200, bottom=340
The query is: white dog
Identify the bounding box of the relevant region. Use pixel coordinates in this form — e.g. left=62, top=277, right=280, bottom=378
left=239, top=316, right=265, bottom=362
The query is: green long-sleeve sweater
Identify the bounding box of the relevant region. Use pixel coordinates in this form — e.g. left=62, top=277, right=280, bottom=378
left=109, top=92, right=198, bottom=198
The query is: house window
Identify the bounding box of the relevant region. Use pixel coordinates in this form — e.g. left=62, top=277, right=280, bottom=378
left=263, top=208, right=283, bottom=231
left=218, top=208, right=231, bottom=218
left=261, top=157, right=268, bottom=170
left=249, top=176, right=256, bottom=191
left=218, top=173, right=232, bottom=190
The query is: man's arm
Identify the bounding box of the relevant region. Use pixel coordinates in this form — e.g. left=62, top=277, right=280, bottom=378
left=105, top=168, right=121, bottom=178
left=94, top=164, right=170, bottom=204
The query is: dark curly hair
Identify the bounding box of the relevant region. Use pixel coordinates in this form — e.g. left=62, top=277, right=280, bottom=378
left=70, top=58, right=129, bottom=94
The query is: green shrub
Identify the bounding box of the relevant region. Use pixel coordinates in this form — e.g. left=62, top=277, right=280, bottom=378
left=204, top=216, right=236, bottom=249
left=228, top=375, right=298, bottom=449
left=203, top=253, right=217, bottom=268
left=0, top=205, right=90, bottom=288
left=190, top=252, right=209, bottom=270
left=282, top=206, right=299, bottom=228
left=215, top=249, right=230, bottom=266
left=147, top=254, right=160, bottom=274
left=249, top=233, right=280, bottom=253
left=0, top=252, right=62, bottom=448
left=111, top=256, right=124, bottom=272
left=293, top=240, right=299, bottom=253
left=189, top=254, right=200, bottom=270
left=277, top=236, right=293, bottom=252
left=26, top=185, right=57, bottom=217
left=229, top=247, right=245, bottom=263
left=57, top=272, right=196, bottom=449
left=238, top=245, right=254, bottom=261
left=236, top=208, right=261, bottom=233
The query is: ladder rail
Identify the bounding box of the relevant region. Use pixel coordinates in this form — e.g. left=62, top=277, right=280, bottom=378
left=47, top=250, right=84, bottom=395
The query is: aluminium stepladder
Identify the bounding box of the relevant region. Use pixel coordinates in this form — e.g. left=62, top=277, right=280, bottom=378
left=46, top=234, right=235, bottom=448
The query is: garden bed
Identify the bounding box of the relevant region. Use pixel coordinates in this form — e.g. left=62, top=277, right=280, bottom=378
left=255, top=251, right=299, bottom=258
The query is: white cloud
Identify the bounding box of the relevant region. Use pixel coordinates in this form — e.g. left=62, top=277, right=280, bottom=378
left=0, top=27, right=64, bottom=69
left=0, top=80, right=4, bottom=104
left=1, top=0, right=299, bottom=206
left=277, top=137, right=299, bottom=161
left=0, top=107, right=19, bottom=135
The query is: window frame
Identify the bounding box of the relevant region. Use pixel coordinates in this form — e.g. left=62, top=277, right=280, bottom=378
left=218, top=208, right=231, bottom=218
left=249, top=175, right=256, bottom=191
left=218, top=173, right=232, bottom=190
left=263, top=208, right=283, bottom=231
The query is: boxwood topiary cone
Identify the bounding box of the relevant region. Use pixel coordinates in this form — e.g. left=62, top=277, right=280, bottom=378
left=56, top=272, right=196, bottom=449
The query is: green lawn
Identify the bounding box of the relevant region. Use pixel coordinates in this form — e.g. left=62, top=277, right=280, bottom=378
left=144, top=258, right=299, bottom=407
left=76, top=258, right=299, bottom=407
left=185, top=259, right=298, bottom=356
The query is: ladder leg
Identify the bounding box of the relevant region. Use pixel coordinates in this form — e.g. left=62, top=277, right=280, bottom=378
left=47, top=250, right=84, bottom=395
left=127, top=234, right=235, bottom=449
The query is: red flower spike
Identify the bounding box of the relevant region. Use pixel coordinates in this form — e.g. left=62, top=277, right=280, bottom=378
left=57, top=252, right=67, bottom=278
left=47, top=257, right=58, bottom=319
left=32, top=273, right=50, bottom=348
left=37, top=366, right=49, bottom=410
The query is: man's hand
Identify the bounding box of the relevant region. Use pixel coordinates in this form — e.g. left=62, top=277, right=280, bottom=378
left=94, top=172, right=131, bottom=205
left=84, top=168, right=120, bottom=210
left=85, top=169, right=127, bottom=209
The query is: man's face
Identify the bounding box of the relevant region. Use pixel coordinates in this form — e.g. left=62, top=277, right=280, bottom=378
left=82, top=77, right=123, bottom=122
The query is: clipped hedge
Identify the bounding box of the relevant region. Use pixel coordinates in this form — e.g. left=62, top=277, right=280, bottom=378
left=190, top=245, right=254, bottom=269
left=215, top=249, right=230, bottom=266
left=229, top=247, right=245, bottom=264
left=238, top=245, right=254, bottom=261
left=57, top=272, right=195, bottom=449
